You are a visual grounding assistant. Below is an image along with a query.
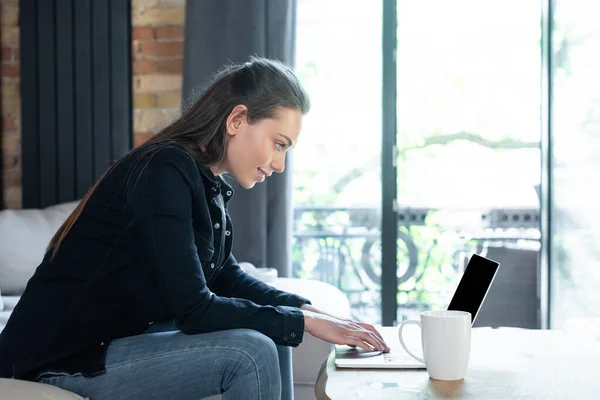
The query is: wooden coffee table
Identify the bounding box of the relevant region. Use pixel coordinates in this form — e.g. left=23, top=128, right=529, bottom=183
left=315, top=326, right=600, bottom=399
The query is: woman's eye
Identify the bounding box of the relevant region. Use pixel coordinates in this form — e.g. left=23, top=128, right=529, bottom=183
left=275, top=142, right=286, bottom=151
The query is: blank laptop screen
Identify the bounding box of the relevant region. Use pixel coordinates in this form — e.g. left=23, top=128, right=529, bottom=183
left=447, top=254, right=500, bottom=324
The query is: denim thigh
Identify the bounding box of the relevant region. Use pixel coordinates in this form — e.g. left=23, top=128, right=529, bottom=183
left=38, top=327, right=284, bottom=400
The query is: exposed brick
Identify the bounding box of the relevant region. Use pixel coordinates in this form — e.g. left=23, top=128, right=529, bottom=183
left=2, top=117, right=17, bottom=131
left=2, top=80, right=19, bottom=96
left=132, top=26, right=155, bottom=40
left=133, top=59, right=154, bottom=75
left=5, top=187, right=22, bottom=209
left=156, top=90, right=181, bottom=108
left=1, top=110, right=20, bottom=122
left=2, top=152, right=19, bottom=170
left=2, top=4, right=23, bottom=208
left=4, top=168, right=21, bottom=187
left=154, top=58, right=182, bottom=74
left=154, top=26, right=183, bottom=40
left=1, top=7, right=18, bottom=27
left=2, top=46, right=17, bottom=61
left=133, top=8, right=184, bottom=26
left=133, top=92, right=157, bottom=109
left=2, top=64, right=19, bottom=78
left=134, top=109, right=178, bottom=133
left=1, top=132, right=20, bottom=151
left=1, top=27, right=19, bottom=45
left=132, top=41, right=141, bottom=57
left=139, top=41, right=183, bottom=59
left=135, top=74, right=182, bottom=93
left=134, top=132, right=153, bottom=147
left=135, top=109, right=166, bottom=132
left=1, top=97, right=20, bottom=118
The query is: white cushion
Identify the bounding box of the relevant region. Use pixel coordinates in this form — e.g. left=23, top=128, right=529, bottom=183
left=270, top=278, right=351, bottom=386
left=0, top=296, right=20, bottom=334
left=0, top=201, right=79, bottom=295
left=1, top=296, right=20, bottom=312
left=238, top=261, right=278, bottom=283
left=0, top=378, right=87, bottom=400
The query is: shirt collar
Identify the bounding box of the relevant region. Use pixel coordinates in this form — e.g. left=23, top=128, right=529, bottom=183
left=199, top=167, right=234, bottom=203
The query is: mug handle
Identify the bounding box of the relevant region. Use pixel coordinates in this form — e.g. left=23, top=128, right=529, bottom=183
left=398, top=320, right=425, bottom=364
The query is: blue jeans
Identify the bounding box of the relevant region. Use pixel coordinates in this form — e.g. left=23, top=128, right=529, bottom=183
left=38, top=321, right=293, bottom=400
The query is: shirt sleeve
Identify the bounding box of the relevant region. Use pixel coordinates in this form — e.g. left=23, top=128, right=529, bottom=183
left=211, top=254, right=312, bottom=309
left=131, top=148, right=305, bottom=346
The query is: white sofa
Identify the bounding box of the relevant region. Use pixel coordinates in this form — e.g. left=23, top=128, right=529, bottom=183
left=0, top=202, right=350, bottom=400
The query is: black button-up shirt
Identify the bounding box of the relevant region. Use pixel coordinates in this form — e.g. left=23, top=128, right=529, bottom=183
left=0, top=144, right=310, bottom=380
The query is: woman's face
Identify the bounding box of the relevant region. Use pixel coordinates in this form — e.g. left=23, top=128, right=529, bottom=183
left=220, top=105, right=302, bottom=189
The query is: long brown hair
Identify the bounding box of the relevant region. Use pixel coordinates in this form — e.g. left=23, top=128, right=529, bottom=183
left=46, top=56, right=311, bottom=260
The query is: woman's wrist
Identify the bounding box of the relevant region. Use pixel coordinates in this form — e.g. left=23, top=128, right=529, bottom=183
left=301, top=303, right=347, bottom=322
left=301, top=308, right=314, bottom=334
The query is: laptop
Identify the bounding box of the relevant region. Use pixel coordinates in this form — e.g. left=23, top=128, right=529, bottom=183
left=334, top=253, right=500, bottom=369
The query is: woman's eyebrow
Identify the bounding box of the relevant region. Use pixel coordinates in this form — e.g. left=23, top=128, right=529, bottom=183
left=277, top=133, right=294, bottom=147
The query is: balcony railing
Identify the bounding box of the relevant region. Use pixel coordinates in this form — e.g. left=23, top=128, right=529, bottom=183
left=292, top=205, right=541, bottom=322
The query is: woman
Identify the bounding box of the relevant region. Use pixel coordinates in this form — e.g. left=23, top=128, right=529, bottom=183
left=0, top=57, right=389, bottom=399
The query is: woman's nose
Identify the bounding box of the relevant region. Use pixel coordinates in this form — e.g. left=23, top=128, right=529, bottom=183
left=270, top=155, right=286, bottom=174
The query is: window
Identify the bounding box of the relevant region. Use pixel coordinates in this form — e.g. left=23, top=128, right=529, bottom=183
left=295, top=0, right=551, bottom=327
left=550, top=0, right=600, bottom=335
left=294, top=0, right=383, bottom=322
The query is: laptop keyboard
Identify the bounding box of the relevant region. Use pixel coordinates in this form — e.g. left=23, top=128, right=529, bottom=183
left=335, top=344, right=425, bottom=366
left=383, top=351, right=423, bottom=365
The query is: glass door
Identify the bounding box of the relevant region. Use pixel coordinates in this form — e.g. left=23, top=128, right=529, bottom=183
left=294, top=0, right=384, bottom=323
left=549, top=0, right=600, bottom=334
left=392, top=0, right=543, bottom=326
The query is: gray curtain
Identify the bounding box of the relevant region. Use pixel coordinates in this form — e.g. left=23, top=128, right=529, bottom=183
left=182, top=0, right=298, bottom=277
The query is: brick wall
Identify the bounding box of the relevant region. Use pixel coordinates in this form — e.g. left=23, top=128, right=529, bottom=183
left=132, top=0, right=185, bottom=147
left=0, top=0, right=185, bottom=209
left=1, top=0, right=21, bottom=209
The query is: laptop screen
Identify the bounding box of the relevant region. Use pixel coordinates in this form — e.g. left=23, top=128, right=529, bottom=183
left=446, top=254, right=500, bottom=324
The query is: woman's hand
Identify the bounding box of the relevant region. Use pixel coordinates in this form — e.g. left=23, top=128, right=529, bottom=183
left=302, top=309, right=390, bottom=352
left=350, top=321, right=389, bottom=351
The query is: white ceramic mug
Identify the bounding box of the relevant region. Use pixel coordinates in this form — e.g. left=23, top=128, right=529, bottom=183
left=398, top=310, right=471, bottom=381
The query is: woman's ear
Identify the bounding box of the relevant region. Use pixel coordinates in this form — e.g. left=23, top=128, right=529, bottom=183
left=226, top=104, right=248, bottom=136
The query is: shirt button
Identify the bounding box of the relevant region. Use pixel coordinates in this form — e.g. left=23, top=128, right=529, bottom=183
left=226, top=190, right=232, bottom=196
left=100, top=342, right=105, bottom=346
left=210, top=263, right=215, bottom=269
left=212, top=187, right=218, bottom=192
left=214, top=223, right=220, bottom=229
left=225, top=230, right=231, bottom=236
left=149, top=321, right=154, bottom=325
left=290, top=333, right=296, bottom=339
